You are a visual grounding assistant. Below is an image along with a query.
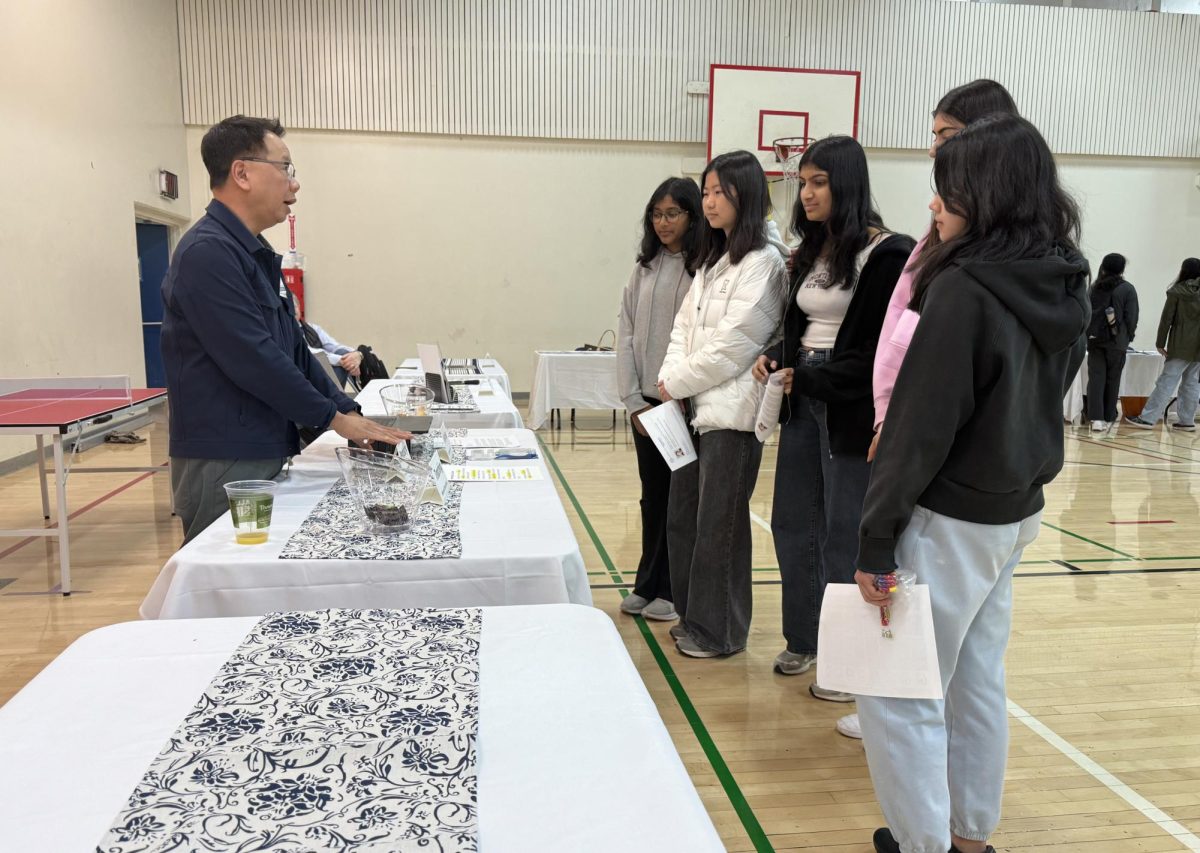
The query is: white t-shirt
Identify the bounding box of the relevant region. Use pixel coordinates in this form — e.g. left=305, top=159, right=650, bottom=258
left=796, top=235, right=885, bottom=349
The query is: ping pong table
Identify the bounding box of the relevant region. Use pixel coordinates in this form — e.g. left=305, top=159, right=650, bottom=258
left=0, top=378, right=168, bottom=595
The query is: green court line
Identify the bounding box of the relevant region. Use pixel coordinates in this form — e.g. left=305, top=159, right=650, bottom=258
left=538, top=435, right=774, bottom=853
left=1039, top=520, right=1137, bottom=560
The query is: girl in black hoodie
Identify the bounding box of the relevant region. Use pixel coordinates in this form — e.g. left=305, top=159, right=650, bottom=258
left=854, top=115, right=1089, bottom=853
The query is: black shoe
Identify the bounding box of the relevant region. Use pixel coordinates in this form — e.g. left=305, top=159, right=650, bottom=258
left=875, top=828, right=994, bottom=853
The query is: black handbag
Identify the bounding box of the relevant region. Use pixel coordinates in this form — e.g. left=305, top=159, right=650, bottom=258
left=575, top=329, right=616, bottom=352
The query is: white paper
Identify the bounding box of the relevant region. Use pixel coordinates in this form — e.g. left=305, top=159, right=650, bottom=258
left=636, top=402, right=697, bottom=471
left=754, top=372, right=785, bottom=442
left=450, top=435, right=520, bottom=448
left=443, top=465, right=543, bottom=482
left=420, top=453, right=450, bottom=505
left=815, top=584, right=943, bottom=700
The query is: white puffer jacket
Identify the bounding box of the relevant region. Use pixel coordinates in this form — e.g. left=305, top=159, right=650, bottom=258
left=659, top=246, right=786, bottom=433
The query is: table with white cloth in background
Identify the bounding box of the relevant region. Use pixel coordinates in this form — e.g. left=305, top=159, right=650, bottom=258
left=0, top=605, right=723, bottom=853
left=357, top=377, right=524, bottom=430
left=394, top=357, right=512, bottom=398
left=1063, top=350, right=1165, bottom=422
left=139, top=430, right=588, bottom=619
left=528, top=351, right=623, bottom=429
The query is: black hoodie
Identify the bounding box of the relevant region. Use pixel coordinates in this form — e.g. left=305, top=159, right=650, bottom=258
left=856, top=246, right=1090, bottom=574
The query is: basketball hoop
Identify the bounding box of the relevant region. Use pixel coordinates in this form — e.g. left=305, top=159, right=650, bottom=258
left=771, top=136, right=813, bottom=182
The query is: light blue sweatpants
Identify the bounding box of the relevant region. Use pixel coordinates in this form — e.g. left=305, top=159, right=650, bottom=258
left=857, top=505, right=1042, bottom=853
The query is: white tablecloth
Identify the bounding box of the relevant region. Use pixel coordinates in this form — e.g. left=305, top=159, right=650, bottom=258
left=140, top=430, right=589, bottom=618
left=0, top=605, right=722, bottom=852
left=395, top=357, right=512, bottom=398
left=357, top=377, right=524, bottom=430
left=528, top=351, right=622, bottom=429
left=1063, top=350, right=1164, bottom=422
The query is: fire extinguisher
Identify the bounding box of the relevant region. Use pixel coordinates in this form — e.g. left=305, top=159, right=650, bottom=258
left=281, top=213, right=306, bottom=318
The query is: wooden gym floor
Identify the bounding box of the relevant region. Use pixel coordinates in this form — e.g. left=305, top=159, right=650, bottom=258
left=0, top=417, right=1198, bottom=852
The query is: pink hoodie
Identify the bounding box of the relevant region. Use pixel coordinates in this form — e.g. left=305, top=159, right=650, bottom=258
left=872, top=236, right=926, bottom=429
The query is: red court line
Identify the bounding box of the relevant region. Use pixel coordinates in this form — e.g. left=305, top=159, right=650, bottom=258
left=1108, top=520, right=1175, bottom=525
left=0, top=464, right=167, bottom=562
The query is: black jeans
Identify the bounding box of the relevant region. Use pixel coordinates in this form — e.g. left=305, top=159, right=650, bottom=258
left=630, top=397, right=673, bottom=602
left=772, top=394, right=872, bottom=655
left=1087, top=343, right=1127, bottom=422
left=666, top=428, right=763, bottom=654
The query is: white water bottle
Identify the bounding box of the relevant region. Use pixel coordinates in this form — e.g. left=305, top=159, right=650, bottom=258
left=755, top=372, right=785, bottom=442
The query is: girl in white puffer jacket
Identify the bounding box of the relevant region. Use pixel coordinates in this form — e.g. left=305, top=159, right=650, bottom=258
left=656, top=150, right=787, bottom=658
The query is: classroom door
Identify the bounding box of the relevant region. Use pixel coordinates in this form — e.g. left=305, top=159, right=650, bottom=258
left=136, top=223, right=170, bottom=388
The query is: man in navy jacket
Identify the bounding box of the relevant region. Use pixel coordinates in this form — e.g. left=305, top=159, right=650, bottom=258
left=162, top=115, right=408, bottom=542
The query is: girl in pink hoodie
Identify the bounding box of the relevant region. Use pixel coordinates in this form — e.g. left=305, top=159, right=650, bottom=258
left=870, top=81, right=1021, bottom=463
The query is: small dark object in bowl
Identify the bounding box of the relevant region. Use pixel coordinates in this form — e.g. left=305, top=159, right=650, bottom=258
left=365, top=503, right=409, bottom=526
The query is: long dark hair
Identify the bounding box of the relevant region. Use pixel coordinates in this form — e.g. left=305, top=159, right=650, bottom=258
left=910, top=115, right=1082, bottom=305
left=1092, top=253, right=1127, bottom=291
left=789, top=135, right=884, bottom=290
left=934, top=79, right=1019, bottom=124
left=696, top=150, right=770, bottom=269
left=1175, top=258, right=1200, bottom=284
left=637, top=177, right=702, bottom=273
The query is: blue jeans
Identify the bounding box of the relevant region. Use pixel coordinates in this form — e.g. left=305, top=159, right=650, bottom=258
left=772, top=361, right=872, bottom=654
left=1139, top=358, right=1200, bottom=425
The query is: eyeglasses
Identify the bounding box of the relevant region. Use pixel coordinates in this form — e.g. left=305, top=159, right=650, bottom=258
left=650, top=208, right=686, bottom=223
left=242, top=157, right=297, bottom=179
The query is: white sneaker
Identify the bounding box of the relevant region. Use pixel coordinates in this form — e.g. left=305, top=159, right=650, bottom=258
left=619, top=593, right=649, bottom=615
left=1090, top=420, right=1108, bottom=432
left=773, top=649, right=816, bottom=675
left=836, top=713, right=862, bottom=739
left=641, top=598, right=678, bottom=621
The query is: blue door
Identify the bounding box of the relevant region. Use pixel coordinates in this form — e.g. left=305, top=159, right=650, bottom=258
left=136, top=223, right=171, bottom=388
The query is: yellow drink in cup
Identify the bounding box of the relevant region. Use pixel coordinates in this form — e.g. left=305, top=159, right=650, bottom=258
left=223, top=480, right=279, bottom=545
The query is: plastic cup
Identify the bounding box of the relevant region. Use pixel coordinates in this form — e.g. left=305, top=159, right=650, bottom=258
left=223, top=480, right=279, bottom=545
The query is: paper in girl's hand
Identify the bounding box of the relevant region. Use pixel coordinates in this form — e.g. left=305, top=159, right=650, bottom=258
left=637, top=401, right=697, bottom=471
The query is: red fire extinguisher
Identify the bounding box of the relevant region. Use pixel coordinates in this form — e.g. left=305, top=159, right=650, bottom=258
left=281, top=214, right=306, bottom=319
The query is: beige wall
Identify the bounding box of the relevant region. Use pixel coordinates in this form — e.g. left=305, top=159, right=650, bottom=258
left=186, top=128, right=1200, bottom=394
left=0, top=1, right=192, bottom=464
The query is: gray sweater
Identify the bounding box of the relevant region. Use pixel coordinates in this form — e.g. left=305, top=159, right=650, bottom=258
left=617, top=250, right=691, bottom=414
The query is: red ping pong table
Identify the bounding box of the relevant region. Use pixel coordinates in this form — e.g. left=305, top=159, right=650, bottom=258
left=0, top=382, right=169, bottom=595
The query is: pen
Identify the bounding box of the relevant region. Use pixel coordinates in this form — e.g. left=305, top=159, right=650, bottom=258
left=875, top=573, right=897, bottom=639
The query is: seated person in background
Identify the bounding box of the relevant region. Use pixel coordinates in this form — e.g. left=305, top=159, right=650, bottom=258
left=300, top=318, right=363, bottom=387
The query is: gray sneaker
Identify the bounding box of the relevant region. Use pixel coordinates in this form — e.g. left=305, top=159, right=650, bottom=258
left=675, top=636, right=722, bottom=658
left=1125, top=415, right=1155, bottom=429
left=641, top=598, right=678, bottom=621
left=810, top=683, right=856, bottom=703
left=619, top=593, right=649, bottom=615
left=1172, top=422, right=1196, bottom=432
left=669, top=623, right=688, bottom=641
left=773, top=650, right=816, bottom=675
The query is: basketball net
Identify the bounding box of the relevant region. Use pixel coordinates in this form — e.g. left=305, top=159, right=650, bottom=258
left=771, top=136, right=813, bottom=240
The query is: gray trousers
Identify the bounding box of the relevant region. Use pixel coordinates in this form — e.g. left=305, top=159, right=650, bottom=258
left=171, top=457, right=285, bottom=544
left=857, top=506, right=1041, bottom=853
left=666, top=428, right=763, bottom=655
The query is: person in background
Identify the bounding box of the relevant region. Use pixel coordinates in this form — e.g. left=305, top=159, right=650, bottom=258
left=1085, top=252, right=1138, bottom=431
left=1125, top=257, right=1200, bottom=431
left=161, top=115, right=408, bottom=544
left=300, top=318, right=364, bottom=387
left=658, top=149, right=787, bottom=659
left=855, top=114, right=1088, bottom=853
left=617, top=176, right=702, bottom=623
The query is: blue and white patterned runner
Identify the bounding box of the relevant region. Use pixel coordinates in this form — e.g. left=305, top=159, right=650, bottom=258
left=98, top=608, right=481, bottom=852
left=280, top=434, right=465, bottom=561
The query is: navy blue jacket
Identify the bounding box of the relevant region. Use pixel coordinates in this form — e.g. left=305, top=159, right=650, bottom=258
left=161, top=200, right=356, bottom=459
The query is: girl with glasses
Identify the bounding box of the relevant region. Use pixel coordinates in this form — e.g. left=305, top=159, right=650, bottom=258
left=616, top=177, right=702, bottom=623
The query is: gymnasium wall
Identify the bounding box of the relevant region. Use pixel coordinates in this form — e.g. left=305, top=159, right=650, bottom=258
left=0, top=0, right=191, bottom=465
left=178, top=0, right=1200, bottom=393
